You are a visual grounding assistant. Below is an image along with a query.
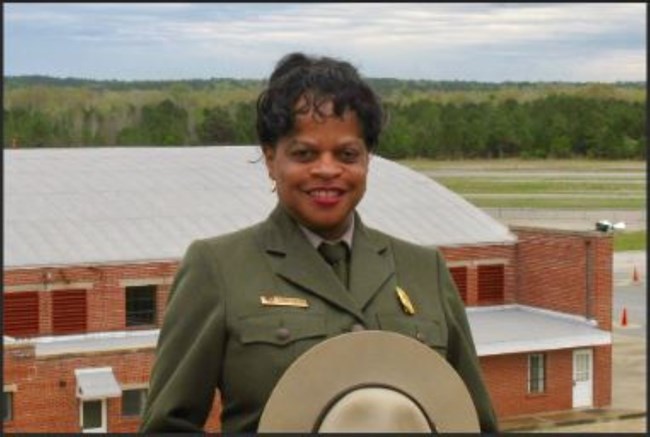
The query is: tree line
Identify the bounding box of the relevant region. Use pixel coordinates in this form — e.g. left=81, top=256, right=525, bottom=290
left=3, top=76, right=646, bottom=159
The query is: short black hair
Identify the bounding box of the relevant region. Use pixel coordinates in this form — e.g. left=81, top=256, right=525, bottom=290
left=256, top=52, right=385, bottom=151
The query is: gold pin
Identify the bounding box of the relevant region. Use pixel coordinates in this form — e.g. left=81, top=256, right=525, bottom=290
left=396, top=286, right=415, bottom=315
left=260, top=295, right=309, bottom=308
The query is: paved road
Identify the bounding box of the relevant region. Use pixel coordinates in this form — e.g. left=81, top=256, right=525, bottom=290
left=614, top=284, right=647, bottom=337
left=610, top=252, right=646, bottom=413
left=613, top=251, right=646, bottom=337
left=419, top=166, right=647, bottom=232
left=614, top=251, right=647, bottom=285
left=473, top=193, right=644, bottom=198
left=423, top=170, right=645, bottom=180
left=484, top=208, right=646, bottom=231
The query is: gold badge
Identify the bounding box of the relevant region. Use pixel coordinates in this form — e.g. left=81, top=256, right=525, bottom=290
left=260, top=295, right=309, bottom=308
left=396, top=286, right=415, bottom=315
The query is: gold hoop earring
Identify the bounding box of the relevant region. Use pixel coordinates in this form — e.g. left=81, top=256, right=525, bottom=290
left=271, top=180, right=277, bottom=193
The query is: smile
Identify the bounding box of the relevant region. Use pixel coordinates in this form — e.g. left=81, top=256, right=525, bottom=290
left=307, top=188, right=346, bottom=207
left=309, top=189, right=344, bottom=199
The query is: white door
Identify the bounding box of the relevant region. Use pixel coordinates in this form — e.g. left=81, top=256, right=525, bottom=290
left=572, top=349, right=593, bottom=408
left=80, top=398, right=107, bottom=433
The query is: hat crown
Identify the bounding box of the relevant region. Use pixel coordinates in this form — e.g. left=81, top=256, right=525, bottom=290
left=317, top=386, right=433, bottom=432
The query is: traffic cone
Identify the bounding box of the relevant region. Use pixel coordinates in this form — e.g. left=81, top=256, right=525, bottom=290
left=621, top=307, right=628, bottom=327
left=633, top=266, right=640, bottom=283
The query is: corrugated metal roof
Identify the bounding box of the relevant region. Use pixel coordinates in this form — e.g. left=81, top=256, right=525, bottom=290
left=7, top=305, right=608, bottom=358
left=4, top=146, right=515, bottom=268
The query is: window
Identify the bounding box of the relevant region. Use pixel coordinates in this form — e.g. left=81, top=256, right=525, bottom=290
left=449, top=267, right=468, bottom=303
left=477, top=264, right=505, bottom=303
left=122, top=388, right=148, bottom=417
left=52, top=290, right=87, bottom=334
left=3, top=292, right=39, bottom=337
left=125, top=285, right=157, bottom=327
left=528, top=353, right=546, bottom=394
left=2, top=392, right=13, bottom=422
left=81, top=399, right=106, bottom=432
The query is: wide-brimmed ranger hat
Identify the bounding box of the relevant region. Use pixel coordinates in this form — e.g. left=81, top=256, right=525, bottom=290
left=258, top=330, right=480, bottom=433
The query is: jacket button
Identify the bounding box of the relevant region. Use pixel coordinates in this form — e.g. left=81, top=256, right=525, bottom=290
left=350, top=324, right=365, bottom=332
left=276, top=327, right=291, bottom=341
left=416, top=332, right=426, bottom=342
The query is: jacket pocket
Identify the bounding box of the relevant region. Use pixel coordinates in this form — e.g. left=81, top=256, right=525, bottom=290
left=376, top=313, right=447, bottom=352
left=238, top=312, right=327, bottom=347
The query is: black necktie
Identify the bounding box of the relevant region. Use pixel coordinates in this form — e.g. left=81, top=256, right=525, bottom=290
left=318, top=242, right=349, bottom=288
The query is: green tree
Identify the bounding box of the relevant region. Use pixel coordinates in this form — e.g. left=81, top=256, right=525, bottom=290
left=231, top=102, right=257, bottom=144
left=197, top=106, right=237, bottom=145
left=142, top=99, right=188, bottom=145
left=4, top=108, right=54, bottom=147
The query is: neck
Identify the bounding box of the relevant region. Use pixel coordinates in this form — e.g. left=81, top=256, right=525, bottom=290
left=297, top=213, right=355, bottom=247
left=313, top=214, right=353, bottom=241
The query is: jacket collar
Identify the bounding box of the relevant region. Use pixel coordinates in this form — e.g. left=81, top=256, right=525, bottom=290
left=258, top=204, right=394, bottom=321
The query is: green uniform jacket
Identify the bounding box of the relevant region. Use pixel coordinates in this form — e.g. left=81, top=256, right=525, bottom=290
left=140, top=205, right=499, bottom=432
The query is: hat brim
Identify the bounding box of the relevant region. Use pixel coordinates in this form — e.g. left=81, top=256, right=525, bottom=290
left=258, top=330, right=480, bottom=432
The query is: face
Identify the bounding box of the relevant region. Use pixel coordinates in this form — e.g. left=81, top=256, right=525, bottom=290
left=264, top=101, right=369, bottom=240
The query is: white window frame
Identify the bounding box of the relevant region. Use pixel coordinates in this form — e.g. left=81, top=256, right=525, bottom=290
left=79, top=398, right=107, bottom=433
left=528, top=353, right=546, bottom=394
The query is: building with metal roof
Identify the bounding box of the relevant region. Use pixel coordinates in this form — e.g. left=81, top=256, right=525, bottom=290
left=4, top=146, right=515, bottom=268
left=3, top=146, right=613, bottom=432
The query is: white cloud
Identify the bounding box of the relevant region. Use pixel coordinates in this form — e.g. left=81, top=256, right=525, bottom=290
left=566, top=48, right=647, bottom=82
left=4, top=2, right=646, bottom=81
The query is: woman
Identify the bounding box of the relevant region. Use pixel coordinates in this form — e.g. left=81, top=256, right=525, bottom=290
left=140, top=52, right=498, bottom=432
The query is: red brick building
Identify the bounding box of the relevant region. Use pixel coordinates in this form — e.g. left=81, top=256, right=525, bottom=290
left=3, top=147, right=612, bottom=432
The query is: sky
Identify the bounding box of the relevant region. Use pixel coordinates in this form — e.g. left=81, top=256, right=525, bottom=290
left=4, top=2, right=647, bottom=82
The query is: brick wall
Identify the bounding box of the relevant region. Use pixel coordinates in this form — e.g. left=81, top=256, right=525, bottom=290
left=3, top=343, right=221, bottom=433
left=6, top=228, right=610, bottom=332
left=481, top=344, right=611, bottom=419
left=593, top=344, right=613, bottom=408
left=4, top=341, right=611, bottom=432
left=592, top=238, right=614, bottom=331
left=512, top=227, right=612, bottom=329
left=440, top=243, right=516, bottom=306
left=4, top=262, right=177, bottom=336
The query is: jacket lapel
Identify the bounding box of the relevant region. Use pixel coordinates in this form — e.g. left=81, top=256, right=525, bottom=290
left=258, top=205, right=364, bottom=321
left=348, top=214, right=395, bottom=310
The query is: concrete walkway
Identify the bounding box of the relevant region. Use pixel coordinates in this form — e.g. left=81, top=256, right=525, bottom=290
left=500, top=408, right=646, bottom=432
left=614, top=250, right=647, bottom=286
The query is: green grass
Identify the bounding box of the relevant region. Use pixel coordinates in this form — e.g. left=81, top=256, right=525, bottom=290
left=399, top=159, right=646, bottom=243
left=614, top=231, right=647, bottom=252
left=398, top=158, right=646, bottom=172
left=397, top=158, right=646, bottom=210
left=464, top=196, right=645, bottom=210
left=435, top=178, right=644, bottom=195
